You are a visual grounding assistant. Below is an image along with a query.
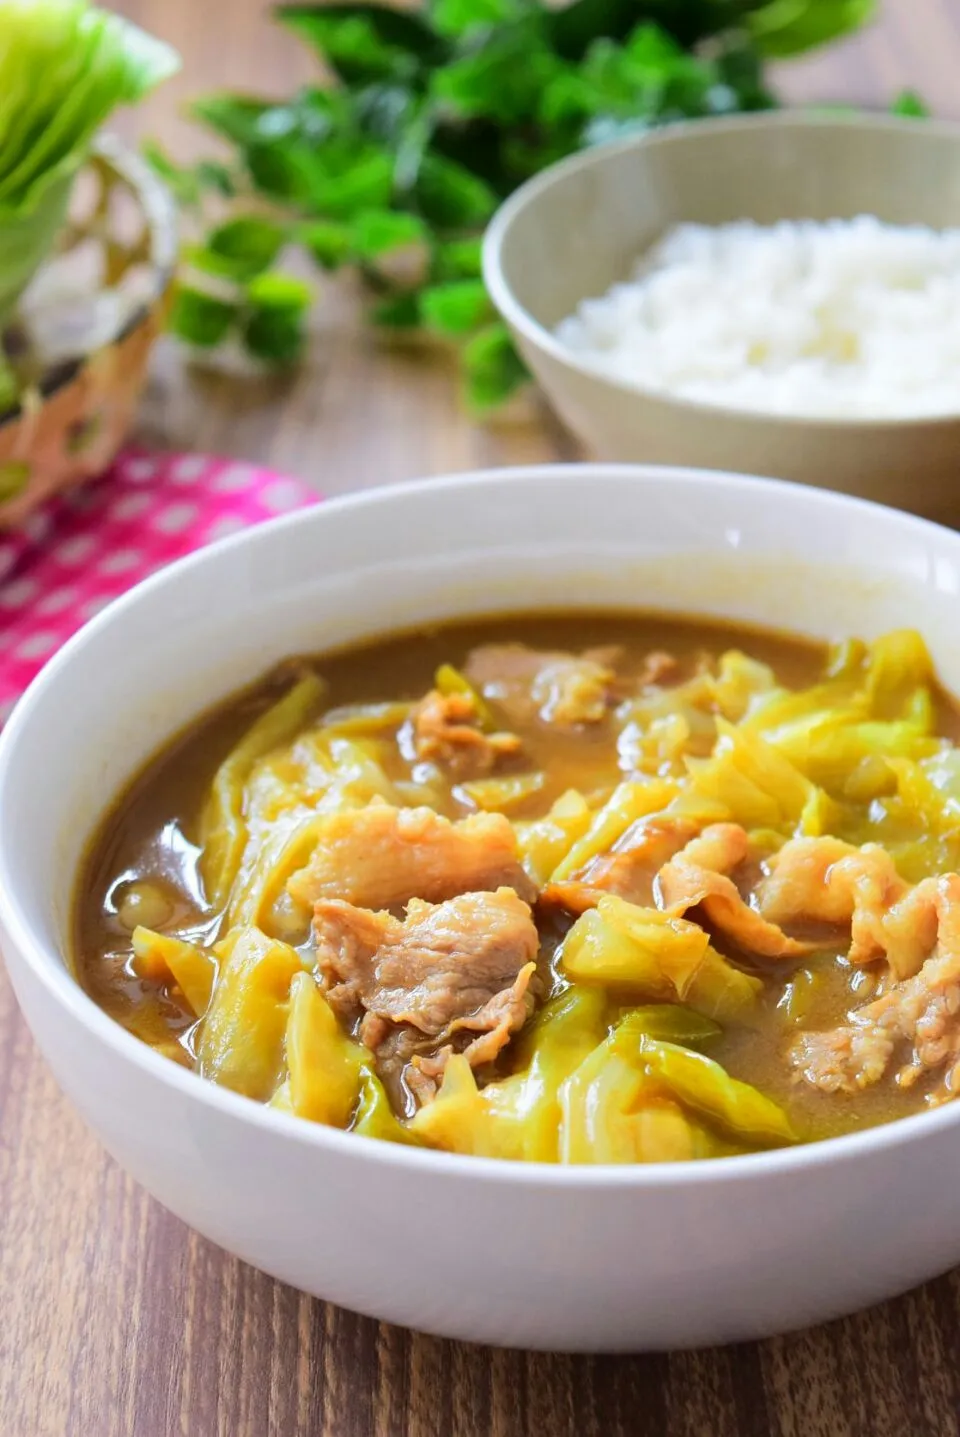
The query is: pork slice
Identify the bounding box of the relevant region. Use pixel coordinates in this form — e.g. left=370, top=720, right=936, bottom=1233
left=790, top=1024, right=896, bottom=1095
left=288, top=802, right=537, bottom=912
left=656, top=823, right=813, bottom=959
left=638, top=650, right=679, bottom=687
left=464, top=643, right=621, bottom=728
left=541, top=814, right=701, bottom=916
left=313, top=887, right=539, bottom=1106
left=791, top=873, right=960, bottom=1098
left=409, top=689, right=521, bottom=778
left=757, top=836, right=911, bottom=973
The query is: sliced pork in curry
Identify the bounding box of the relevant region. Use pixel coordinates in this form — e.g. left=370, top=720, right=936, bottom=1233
left=541, top=814, right=700, bottom=915
left=464, top=643, right=622, bottom=728
left=757, top=837, right=911, bottom=972
left=287, top=801, right=537, bottom=911
left=407, top=688, right=522, bottom=778
left=656, top=823, right=814, bottom=959
left=314, top=887, right=538, bottom=1108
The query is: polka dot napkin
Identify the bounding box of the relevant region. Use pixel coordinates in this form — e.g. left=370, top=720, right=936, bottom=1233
left=0, top=450, right=319, bottom=723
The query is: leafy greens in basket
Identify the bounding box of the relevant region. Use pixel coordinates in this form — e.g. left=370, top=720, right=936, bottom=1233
left=0, top=0, right=178, bottom=410
left=149, top=0, right=882, bottom=411
left=0, top=0, right=178, bottom=319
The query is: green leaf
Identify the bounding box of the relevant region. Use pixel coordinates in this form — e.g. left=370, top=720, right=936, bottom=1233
left=429, top=0, right=521, bottom=39
left=429, top=22, right=562, bottom=125
left=246, top=271, right=313, bottom=312
left=246, top=144, right=312, bottom=202
left=714, top=35, right=776, bottom=112
left=142, top=139, right=201, bottom=208
left=276, top=4, right=443, bottom=82
left=169, top=287, right=238, bottom=347
left=143, top=145, right=238, bottom=209
left=299, top=219, right=354, bottom=268
left=892, top=89, right=929, bottom=119
left=204, top=216, right=288, bottom=279
left=191, top=93, right=276, bottom=148
left=353, top=81, right=420, bottom=143
left=433, top=235, right=483, bottom=280
left=748, top=0, right=877, bottom=59
left=415, top=153, right=498, bottom=228
left=195, top=160, right=237, bottom=198
left=242, top=305, right=307, bottom=365
left=547, top=0, right=686, bottom=60
left=372, top=290, right=423, bottom=327
left=352, top=207, right=426, bottom=258
left=461, top=322, right=528, bottom=410
left=305, top=148, right=395, bottom=217
left=548, top=0, right=632, bottom=59
left=420, top=277, right=492, bottom=334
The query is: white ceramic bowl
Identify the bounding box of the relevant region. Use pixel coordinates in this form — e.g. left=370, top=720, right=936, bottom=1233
left=5, top=464, right=960, bottom=1352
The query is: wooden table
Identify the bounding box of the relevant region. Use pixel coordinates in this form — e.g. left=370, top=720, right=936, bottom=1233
left=5, top=4, right=960, bottom=1433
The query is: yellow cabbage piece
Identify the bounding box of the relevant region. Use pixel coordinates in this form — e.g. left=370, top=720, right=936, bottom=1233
left=281, top=971, right=365, bottom=1126
left=459, top=772, right=546, bottom=812
left=514, top=788, right=594, bottom=887
left=199, top=674, right=325, bottom=908
left=558, top=1013, right=793, bottom=1163
left=560, top=1048, right=715, bottom=1164
left=353, top=1066, right=420, bottom=1146
left=318, top=701, right=413, bottom=738
left=434, top=662, right=495, bottom=729
left=617, top=712, right=693, bottom=777
left=777, top=967, right=824, bottom=1025
left=610, top=1003, right=721, bottom=1046
left=557, top=895, right=761, bottom=1022
left=197, top=926, right=302, bottom=1099
left=409, top=987, right=606, bottom=1161
left=131, top=926, right=217, bottom=1016
left=226, top=733, right=403, bottom=933
left=628, top=1034, right=797, bottom=1147
left=685, top=719, right=821, bottom=831
left=270, top=998, right=420, bottom=1144
left=616, top=671, right=717, bottom=778
left=838, top=755, right=960, bottom=882
left=737, top=631, right=936, bottom=799
left=708, top=650, right=780, bottom=723
left=862, top=629, right=934, bottom=723
left=550, top=778, right=679, bottom=881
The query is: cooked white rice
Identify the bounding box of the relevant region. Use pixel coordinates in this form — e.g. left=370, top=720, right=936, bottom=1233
left=554, top=217, right=960, bottom=419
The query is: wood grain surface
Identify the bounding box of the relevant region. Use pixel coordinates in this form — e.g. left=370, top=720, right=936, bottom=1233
left=5, top=3, right=960, bottom=1434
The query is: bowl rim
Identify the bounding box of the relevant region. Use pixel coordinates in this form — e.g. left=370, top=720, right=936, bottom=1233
left=482, top=109, right=960, bottom=433
left=5, top=460, right=960, bottom=1188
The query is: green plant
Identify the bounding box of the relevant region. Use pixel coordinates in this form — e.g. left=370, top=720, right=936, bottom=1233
left=151, top=0, right=879, bottom=411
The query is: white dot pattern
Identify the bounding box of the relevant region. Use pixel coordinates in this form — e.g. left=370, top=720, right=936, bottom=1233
left=0, top=450, right=318, bottom=725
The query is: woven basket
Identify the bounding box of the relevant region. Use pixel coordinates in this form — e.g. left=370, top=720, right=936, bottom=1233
left=0, top=135, right=176, bottom=528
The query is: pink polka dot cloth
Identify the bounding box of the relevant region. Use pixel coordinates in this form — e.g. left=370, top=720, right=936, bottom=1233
left=0, top=450, right=319, bottom=724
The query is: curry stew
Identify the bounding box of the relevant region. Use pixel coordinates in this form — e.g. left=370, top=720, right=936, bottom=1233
left=74, top=613, right=960, bottom=1163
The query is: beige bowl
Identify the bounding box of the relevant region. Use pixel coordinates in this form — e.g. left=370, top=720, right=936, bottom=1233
left=483, top=112, right=960, bottom=520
